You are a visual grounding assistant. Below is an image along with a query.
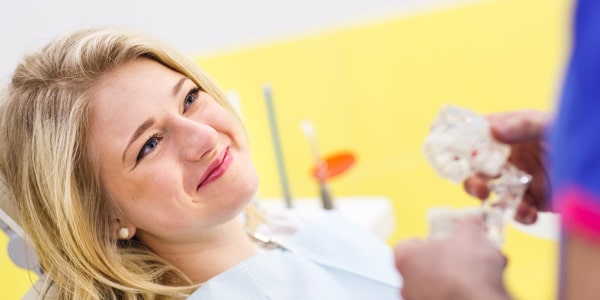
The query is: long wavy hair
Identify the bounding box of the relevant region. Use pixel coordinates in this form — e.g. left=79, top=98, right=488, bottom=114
left=0, top=28, right=247, bottom=299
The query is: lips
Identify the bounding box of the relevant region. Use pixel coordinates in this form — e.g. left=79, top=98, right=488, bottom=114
left=197, top=147, right=233, bottom=190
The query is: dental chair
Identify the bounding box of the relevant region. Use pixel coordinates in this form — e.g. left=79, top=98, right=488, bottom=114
left=0, top=173, right=56, bottom=299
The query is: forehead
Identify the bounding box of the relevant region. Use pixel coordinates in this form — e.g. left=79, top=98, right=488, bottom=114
left=96, top=58, right=182, bottom=96
left=92, top=58, right=182, bottom=115
left=88, top=58, right=184, bottom=145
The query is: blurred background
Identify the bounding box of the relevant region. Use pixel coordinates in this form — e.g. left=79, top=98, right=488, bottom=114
left=1, top=0, right=571, bottom=298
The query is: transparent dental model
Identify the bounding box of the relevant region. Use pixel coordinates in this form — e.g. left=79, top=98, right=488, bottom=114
left=423, top=105, right=532, bottom=246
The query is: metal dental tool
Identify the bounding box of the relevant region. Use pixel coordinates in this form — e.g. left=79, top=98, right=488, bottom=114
left=301, top=119, right=334, bottom=210
left=264, top=85, right=293, bottom=208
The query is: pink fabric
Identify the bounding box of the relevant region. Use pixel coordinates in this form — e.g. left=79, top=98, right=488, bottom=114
left=557, top=186, right=600, bottom=242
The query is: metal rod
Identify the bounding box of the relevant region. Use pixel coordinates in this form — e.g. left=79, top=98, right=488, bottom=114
left=263, top=85, right=293, bottom=208
left=301, top=120, right=334, bottom=210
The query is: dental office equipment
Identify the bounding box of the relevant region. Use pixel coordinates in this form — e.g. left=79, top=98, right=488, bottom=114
left=423, top=105, right=532, bottom=246
left=0, top=178, right=41, bottom=275
left=263, top=85, right=293, bottom=208
left=301, top=120, right=334, bottom=210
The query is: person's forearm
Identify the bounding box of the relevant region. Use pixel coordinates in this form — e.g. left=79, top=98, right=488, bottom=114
left=561, top=234, right=600, bottom=300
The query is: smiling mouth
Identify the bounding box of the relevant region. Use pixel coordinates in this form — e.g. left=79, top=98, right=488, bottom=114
left=197, top=147, right=232, bottom=190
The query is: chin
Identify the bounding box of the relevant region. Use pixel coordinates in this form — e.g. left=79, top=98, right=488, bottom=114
left=224, top=173, right=258, bottom=214
left=236, top=175, right=259, bottom=207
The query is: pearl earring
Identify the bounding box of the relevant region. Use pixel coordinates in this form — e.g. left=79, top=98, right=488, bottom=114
left=118, top=227, right=130, bottom=240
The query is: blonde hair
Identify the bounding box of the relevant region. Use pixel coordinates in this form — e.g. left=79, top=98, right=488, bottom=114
left=0, top=28, right=244, bottom=299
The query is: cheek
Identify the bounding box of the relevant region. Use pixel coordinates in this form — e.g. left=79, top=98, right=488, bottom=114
left=202, top=155, right=258, bottom=215
left=204, top=106, right=247, bottom=145
left=230, top=156, right=260, bottom=204
left=105, top=167, right=181, bottom=216
left=118, top=178, right=191, bottom=233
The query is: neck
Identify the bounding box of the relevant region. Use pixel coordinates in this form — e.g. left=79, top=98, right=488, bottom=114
left=146, top=217, right=258, bottom=283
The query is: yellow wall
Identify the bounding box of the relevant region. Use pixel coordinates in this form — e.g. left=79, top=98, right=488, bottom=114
left=0, top=0, right=570, bottom=298
left=195, top=0, right=570, bottom=299
left=0, top=233, right=37, bottom=298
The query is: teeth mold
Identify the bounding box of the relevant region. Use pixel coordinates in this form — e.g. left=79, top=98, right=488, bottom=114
left=424, top=105, right=532, bottom=246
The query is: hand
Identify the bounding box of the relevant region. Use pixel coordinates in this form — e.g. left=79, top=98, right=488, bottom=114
left=394, top=218, right=510, bottom=300
left=463, top=110, right=551, bottom=224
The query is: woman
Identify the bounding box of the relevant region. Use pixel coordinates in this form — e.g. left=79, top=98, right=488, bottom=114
left=0, top=28, right=400, bottom=299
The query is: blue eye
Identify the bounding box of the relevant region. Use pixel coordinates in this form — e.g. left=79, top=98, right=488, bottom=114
left=136, top=134, right=162, bottom=162
left=184, top=87, right=200, bottom=111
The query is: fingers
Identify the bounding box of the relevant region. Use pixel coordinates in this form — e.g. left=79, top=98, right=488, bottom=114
left=487, top=110, right=551, bottom=144
left=458, top=216, right=484, bottom=227
left=394, top=239, right=425, bottom=270
left=514, top=201, right=538, bottom=224
left=454, top=219, right=509, bottom=272
left=465, top=110, right=551, bottom=222
left=395, top=219, right=509, bottom=300
left=395, top=239, right=429, bottom=300
left=464, top=175, right=491, bottom=199
left=453, top=217, right=487, bottom=241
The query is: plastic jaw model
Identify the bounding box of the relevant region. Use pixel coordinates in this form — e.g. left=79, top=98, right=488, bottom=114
left=423, top=105, right=533, bottom=246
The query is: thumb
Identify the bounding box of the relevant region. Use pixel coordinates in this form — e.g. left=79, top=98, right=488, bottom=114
left=487, top=110, right=550, bottom=144
left=394, top=239, right=425, bottom=269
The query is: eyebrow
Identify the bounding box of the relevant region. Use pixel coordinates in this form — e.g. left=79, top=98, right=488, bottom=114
left=122, top=77, right=187, bottom=164
left=173, top=77, right=187, bottom=97
left=122, top=118, right=155, bottom=164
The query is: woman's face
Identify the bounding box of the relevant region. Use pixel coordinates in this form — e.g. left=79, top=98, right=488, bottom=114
left=88, top=58, right=258, bottom=245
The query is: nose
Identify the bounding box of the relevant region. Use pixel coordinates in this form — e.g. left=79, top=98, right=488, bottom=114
left=175, top=118, right=219, bottom=162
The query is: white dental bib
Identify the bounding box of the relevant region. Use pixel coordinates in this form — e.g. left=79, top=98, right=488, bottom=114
left=187, top=212, right=402, bottom=300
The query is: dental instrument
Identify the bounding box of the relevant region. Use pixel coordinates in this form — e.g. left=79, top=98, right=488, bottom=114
left=301, top=120, right=334, bottom=210
left=263, top=85, right=293, bottom=208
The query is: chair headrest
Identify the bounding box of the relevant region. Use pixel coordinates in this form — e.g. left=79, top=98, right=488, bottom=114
left=0, top=171, right=24, bottom=238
